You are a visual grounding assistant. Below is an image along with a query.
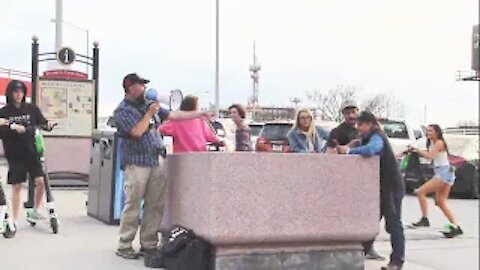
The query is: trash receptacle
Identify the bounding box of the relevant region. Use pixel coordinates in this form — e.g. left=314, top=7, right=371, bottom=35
left=87, top=129, right=125, bottom=224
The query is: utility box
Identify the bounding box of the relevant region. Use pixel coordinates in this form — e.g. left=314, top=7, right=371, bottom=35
left=87, top=129, right=125, bottom=224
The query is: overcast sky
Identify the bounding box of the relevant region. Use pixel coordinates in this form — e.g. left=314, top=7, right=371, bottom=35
left=1, top=0, right=478, bottom=126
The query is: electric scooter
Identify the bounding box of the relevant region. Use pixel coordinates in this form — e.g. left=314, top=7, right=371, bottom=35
left=24, top=123, right=59, bottom=234
left=0, top=184, right=16, bottom=238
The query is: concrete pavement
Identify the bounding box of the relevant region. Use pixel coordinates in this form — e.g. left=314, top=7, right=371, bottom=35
left=0, top=166, right=478, bottom=269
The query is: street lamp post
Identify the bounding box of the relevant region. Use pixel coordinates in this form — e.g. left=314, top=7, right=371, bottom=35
left=50, top=19, right=90, bottom=75
left=214, top=0, right=220, bottom=118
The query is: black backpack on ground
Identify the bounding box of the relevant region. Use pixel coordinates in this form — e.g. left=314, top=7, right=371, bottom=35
left=145, top=225, right=215, bottom=270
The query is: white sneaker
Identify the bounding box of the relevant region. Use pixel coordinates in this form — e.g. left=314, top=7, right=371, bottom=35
left=27, top=209, right=48, bottom=222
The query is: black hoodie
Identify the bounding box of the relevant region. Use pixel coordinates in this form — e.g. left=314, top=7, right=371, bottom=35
left=0, top=80, right=47, bottom=161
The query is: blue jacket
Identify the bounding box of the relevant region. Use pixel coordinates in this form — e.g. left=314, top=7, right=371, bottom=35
left=348, top=133, right=384, bottom=156
left=287, top=126, right=330, bottom=153
left=348, top=131, right=405, bottom=192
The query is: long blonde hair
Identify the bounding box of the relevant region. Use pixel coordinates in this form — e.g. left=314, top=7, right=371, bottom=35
left=293, top=109, right=316, bottom=141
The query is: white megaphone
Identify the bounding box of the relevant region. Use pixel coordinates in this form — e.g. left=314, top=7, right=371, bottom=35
left=144, top=88, right=183, bottom=111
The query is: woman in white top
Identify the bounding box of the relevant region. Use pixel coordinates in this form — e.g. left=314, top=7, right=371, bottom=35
left=408, top=124, right=463, bottom=238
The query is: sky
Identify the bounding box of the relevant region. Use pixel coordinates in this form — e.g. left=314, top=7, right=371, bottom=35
left=0, top=0, right=478, bottom=127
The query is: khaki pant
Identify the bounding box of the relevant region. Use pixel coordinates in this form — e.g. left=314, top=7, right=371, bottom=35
left=118, top=158, right=167, bottom=250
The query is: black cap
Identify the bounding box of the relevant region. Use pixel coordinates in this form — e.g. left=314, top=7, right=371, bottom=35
left=5, top=80, right=27, bottom=104
left=122, top=73, right=150, bottom=90
left=357, top=111, right=377, bottom=124
left=10, top=80, right=27, bottom=91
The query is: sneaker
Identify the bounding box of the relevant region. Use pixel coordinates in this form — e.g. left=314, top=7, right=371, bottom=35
left=410, top=217, right=430, bottom=227
left=116, top=247, right=139, bottom=260
left=381, top=263, right=403, bottom=270
left=2, top=220, right=17, bottom=238
left=26, top=209, right=48, bottom=222
left=442, top=224, right=463, bottom=238
left=365, top=248, right=385, bottom=261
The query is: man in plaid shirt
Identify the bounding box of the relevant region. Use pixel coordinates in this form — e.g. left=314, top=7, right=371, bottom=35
left=114, top=73, right=211, bottom=259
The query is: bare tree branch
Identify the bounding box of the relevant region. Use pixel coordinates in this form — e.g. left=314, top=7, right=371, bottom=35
left=305, top=84, right=359, bottom=122
left=363, top=94, right=404, bottom=118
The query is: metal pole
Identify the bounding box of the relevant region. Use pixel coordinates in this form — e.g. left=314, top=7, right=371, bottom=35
left=93, top=42, right=100, bottom=129
left=25, top=36, right=39, bottom=209
left=31, top=36, right=39, bottom=106
left=214, top=0, right=220, bottom=117
left=55, top=0, right=63, bottom=51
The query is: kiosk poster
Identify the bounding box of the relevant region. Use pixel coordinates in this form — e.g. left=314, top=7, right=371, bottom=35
left=37, top=78, right=94, bottom=137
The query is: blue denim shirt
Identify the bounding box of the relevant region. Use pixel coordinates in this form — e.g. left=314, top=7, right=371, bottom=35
left=287, top=126, right=329, bottom=153
left=348, top=133, right=384, bottom=156
left=114, top=99, right=170, bottom=168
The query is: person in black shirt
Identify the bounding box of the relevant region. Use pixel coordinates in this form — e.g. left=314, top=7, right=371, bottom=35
left=326, top=99, right=385, bottom=261
left=326, top=99, right=360, bottom=151
left=0, top=80, right=55, bottom=226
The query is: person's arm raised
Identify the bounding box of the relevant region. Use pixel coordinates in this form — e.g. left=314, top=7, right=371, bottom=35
left=168, top=110, right=213, bottom=121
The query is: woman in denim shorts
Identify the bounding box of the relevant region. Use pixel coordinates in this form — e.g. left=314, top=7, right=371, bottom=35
left=408, top=124, right=463, bottom=238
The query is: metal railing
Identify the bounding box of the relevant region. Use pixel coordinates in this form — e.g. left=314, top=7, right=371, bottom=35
left=0, top=67, right=32, bottom=79
left=445, top=127, right=479, bottom=135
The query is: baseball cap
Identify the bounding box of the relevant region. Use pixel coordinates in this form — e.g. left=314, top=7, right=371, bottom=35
left=9, top=80, right=27, bottom=92
left=357, top=111, right=377, bottom=124
left=340, top=99, right=358, bottom=112
left=122, top=73, right=150, bottom=90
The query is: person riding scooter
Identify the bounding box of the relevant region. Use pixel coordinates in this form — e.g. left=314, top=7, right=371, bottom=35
left=0, top=80, right=55, bottom=229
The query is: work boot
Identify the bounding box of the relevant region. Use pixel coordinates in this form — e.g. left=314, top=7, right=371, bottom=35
left=411, top=217, right=430, bottom=227
left=116, top=247, right=140, bottom=260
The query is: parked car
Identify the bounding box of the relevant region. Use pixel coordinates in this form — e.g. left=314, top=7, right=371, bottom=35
left=255, top=120, right=336, bottom=153
left=401, top=134, right=479, bottom=198
left=248, top=122, right=264, bottom=147
left=256, top=122, right=293, bottom=152
left=379, top=118, right=424, bottom=155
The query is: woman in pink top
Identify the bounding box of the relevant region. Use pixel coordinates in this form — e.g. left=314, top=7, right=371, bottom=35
left=159, top=96, right=222, bottom=153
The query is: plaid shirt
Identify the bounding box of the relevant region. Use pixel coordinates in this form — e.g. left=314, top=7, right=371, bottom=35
left=114, top=99, right=169, bottom=168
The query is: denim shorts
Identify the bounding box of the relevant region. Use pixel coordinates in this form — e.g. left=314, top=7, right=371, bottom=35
left=434, top=165, right=456, bottom=186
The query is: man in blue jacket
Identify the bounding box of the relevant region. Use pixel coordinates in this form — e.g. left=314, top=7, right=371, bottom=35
left=337, top=111, right=406, bottom=270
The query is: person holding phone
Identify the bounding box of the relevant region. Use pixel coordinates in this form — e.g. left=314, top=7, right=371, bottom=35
left=337, top=111, right=405, bottom=270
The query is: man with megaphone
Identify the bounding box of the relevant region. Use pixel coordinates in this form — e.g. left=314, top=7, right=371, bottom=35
left=113, top=73, right=212, bottom=260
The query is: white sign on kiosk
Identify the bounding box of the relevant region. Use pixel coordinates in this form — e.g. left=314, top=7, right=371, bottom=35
left=36, top=78, right=95, bottom=137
